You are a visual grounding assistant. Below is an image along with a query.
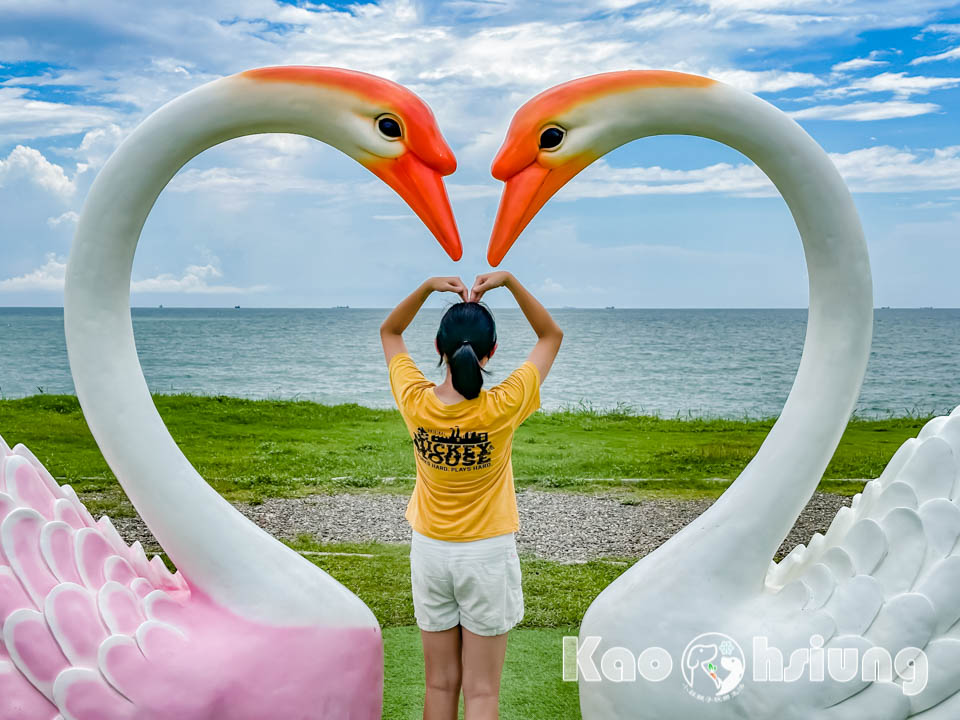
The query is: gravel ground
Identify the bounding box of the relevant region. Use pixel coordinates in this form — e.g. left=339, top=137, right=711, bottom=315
left=111, top=489, right=853, bottom=564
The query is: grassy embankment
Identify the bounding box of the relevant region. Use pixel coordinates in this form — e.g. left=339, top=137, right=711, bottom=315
left=0, top=394, right=936, bottom=718
left=0, top=393, right=931, bottom=519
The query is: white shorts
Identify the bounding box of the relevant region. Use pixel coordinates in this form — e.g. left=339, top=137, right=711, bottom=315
left=410, top=530, right=524, bottom=637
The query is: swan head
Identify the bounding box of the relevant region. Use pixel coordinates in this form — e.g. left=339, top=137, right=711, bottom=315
left=241, top=66, right=462, bottom=260
left=486, top=70, right=715, bottom=265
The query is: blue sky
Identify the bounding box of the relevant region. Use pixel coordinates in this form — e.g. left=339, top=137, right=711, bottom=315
left=0, top=0, right=958, bottom=308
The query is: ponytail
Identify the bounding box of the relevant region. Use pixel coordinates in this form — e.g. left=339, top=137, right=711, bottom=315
left=436, top=302, right=497, bottom=400
left=449, top=341, right=483, bottom=399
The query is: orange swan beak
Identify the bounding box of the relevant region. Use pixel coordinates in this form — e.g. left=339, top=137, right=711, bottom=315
left=486, top=70, right=716, bottom=266
left=486, top=157, right=590, bottom=267
left=370, top=152, right=462, bottom=262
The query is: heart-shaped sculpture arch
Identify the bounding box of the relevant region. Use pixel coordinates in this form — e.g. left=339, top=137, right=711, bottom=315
left=0, top=66, right=461, bottom=719
left=64, top=66, right=460, bottom=626
left=488, top=71, right=890, bottom=718
left=489, top=71, right=960, bottom=720
left=489, top=70, right=874, bottom=594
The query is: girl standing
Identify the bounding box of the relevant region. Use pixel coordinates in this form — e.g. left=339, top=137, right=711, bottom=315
left=380, top=271, right=563, bottom=720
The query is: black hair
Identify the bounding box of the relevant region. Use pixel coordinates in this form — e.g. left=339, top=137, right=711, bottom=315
left=436, top=302, right=497, bottom=400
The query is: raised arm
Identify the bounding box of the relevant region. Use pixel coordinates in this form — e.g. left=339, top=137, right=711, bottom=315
left=380, top=276, right=468, bottom=363
left=470, top=271, right=563, bottom=381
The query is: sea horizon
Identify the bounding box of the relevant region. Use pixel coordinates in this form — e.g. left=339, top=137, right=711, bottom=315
left=1, top=305, right=957, bottom=311
left=1, top=307, right=957, bottom=418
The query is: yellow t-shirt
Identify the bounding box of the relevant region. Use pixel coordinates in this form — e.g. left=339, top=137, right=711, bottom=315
left=388, top=353, right=541, bottom=542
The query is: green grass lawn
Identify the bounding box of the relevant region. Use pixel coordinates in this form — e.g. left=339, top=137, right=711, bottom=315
left=1, top=396, right=931, bottom=718
left=0, top=394, right=930, bottom=517
left=289, top=537, right=623, bottom=720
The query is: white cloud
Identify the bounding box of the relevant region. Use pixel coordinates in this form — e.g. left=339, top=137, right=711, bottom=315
left=448, top=183, right=500, bottom=201
left=168, top=166, right=368, bottom=198
left=230, top=134, right=317, bottom=165
left=0, top=256, right=265, bottom=294
left=826, top=71, right=960, bottom=97
left=46, top=210, right=79, bottom=227
left=0, top=0, right=953, bottom=145
left=0, top=145, right=75, bottom=196
left=0, top=253, right=66, bottom=291
left=790, top=100, right=941, bottom=120
left=832, top=145, right=960, bottom=193
left=0, top=87, right=115, bottom=142
left=0, top=0, right=959, bottom=310
left=130, top=264, right=267, bottom=294
left=551, top=144, right=960, bottom=199
left=706, top=68, right=826, bottom=92
left=911, top=46, right=960, bottom=65
left=70, top=124, right=127, bottom=168
left=539, top=277, right=566, bottom=294
left=911, top=199, right=957, bottom=208
left=832, top=57, right=889, bottom=73
left=922, top=23, right=960, bottom=35
left=567, top=159, right=773, bottom=199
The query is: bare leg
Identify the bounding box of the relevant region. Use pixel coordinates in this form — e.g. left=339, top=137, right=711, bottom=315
left=422, top=626, right=463, bottom=720
left=461, top=627, right=508, bottom=720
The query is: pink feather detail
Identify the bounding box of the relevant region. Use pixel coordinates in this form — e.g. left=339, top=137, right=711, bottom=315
left=4, top=608, right=69, bottom=698
left=97, top=583, right=144, bottom=636
left=0, top=660, right=59, bottom=718
left=126, top=542, right=152, bottom=580
left=45, top=584, right=109, bottom=668
left=53, top=667, right=134, bottom=720
left=0, top=492, right=17, bottom=562
left=40, top=522, right=82, bottom=585
left=0, top=491, right=17, bottom=520
left=142, top=590, right=187, bottom=627
left=11, top=445, right=65, bottom=501
left=129, top=578, right=154, bottom=600
left=102, top=556, right=136, bottom=586
left=3, top=509, right=59, bottom=605
left=0, top=440, right=384, bottom=719
left=7, top=457, right=58, bottom=520
left=0, top=566, right=35, bottom=618
left=59, top=486, right=96, bottom=529
left=94, top=517, right=128, bottom=559
left=74, top=530, right=114, bottom=591
left=53, top=499, right=84, bottom=531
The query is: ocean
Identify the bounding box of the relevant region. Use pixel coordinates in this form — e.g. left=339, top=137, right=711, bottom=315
left=0, top=307, right=956, bottom=418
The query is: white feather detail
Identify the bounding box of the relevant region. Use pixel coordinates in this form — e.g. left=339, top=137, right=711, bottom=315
left=764, top=409, right=960, bottom=717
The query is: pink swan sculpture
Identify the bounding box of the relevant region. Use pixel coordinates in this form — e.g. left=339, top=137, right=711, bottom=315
left=0, top=66, right=461, bottom=719
left=489, top=70, right=960, bottom=719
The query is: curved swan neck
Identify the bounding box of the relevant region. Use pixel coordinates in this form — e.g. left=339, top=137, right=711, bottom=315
left=619, top=83, right=873, bottom=591
left=64, top=75, right=375, bottom=627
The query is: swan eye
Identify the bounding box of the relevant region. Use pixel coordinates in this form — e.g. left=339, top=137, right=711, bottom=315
left=539, top=126, right=565, bottom=150
left=377, top=116, right=402, bottom=140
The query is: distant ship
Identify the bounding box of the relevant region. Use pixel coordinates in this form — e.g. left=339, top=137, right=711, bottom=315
left=234, top=305, right=240, bottom=309
left=334, top=305, right=350, bottom=309
left=605, top=305, right=615, bottom=310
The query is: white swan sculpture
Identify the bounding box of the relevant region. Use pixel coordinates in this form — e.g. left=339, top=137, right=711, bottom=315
left=0, top=66, right=461, bottom=719
left=487, top=70, right=960, bottom=719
